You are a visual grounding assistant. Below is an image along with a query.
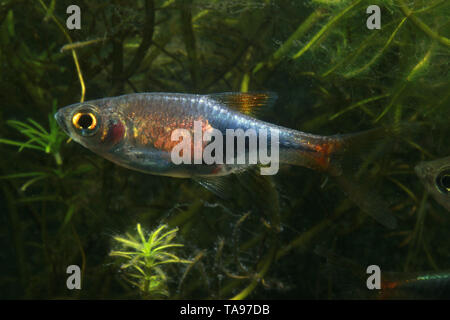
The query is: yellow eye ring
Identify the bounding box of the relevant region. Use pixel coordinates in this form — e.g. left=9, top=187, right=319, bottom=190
left=72, top=112, right=97, bottom=130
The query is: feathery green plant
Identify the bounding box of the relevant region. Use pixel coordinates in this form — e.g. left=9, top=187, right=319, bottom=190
left=110, top=223, right=191, bottom=298
left=0, top=100, right=66, bottom=166
left=0, top=100, right=67, bottom=191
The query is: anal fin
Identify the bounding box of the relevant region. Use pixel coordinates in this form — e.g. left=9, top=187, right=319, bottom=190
left=334, top=174, right=397, bottom=229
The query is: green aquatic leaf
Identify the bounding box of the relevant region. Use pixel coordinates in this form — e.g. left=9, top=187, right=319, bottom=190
left=112, top=236, right=143, bottom=250
left=6, top=9, right=14, bottom=37
left=1, top=109, right=65, bottom=165
left=59, top=204, right=76, bottom=232
left=0, top=138, right=45, bottom=151
left=110, top=223, right=190, bottom=298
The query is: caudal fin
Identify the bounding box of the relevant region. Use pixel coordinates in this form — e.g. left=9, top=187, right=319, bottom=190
left=298, top=124, right=414, bottom=229
left=326, top=125, right=415, bottom=229
left=328, top=125, right=410, bottom=175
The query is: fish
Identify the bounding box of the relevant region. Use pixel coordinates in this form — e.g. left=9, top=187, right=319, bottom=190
left=54, top=92, right=398, bottom=228
left=415, top=156, right=450, bottom=211
left=376, top=270, right=450, bottom=300
left=315, top=246, right=450, bottom=299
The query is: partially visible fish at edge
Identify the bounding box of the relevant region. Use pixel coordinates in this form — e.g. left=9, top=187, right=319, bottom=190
left=415, top=156, right=450, bottom=211
left=55, top=92, right=399, bottom=228
left=315, top=246, right=450, bottom=299
left=377, top=270, right=450, bottom=300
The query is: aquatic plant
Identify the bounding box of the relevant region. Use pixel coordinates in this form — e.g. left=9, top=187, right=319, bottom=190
left=0, top=102, right=68, bottom=192
left=110, top=223, right=191, bottom=298
left=0, top=0, right=449, bottom=300
left=0, top=102, right=65, bottom=166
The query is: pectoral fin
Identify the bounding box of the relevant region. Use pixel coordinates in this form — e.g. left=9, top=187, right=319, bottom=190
left=193, top=175, right=235, bottom=199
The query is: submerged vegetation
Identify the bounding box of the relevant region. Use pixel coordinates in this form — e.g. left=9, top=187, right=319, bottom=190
left=110, top=224, right=191, bottom=298
left=0, top=0, right=449, bottom=299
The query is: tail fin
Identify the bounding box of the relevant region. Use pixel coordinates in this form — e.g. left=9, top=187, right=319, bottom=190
left=298, top=124, right=415, bottom=229
left=326, top=124, right=416, bottom=229
left=328, top=125, right=412, bottom=176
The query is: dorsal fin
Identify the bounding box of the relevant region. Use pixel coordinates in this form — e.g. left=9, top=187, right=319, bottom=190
left=206, top=92, right=278, bottom=118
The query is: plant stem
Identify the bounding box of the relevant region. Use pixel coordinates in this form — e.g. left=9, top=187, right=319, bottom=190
left=397, top=0, right=450, bottom=48
left=292, top=0, right=362, bottom=60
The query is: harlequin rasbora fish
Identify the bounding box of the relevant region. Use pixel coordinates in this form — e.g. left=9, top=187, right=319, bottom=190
left=54, top=92, right=397, bottom=228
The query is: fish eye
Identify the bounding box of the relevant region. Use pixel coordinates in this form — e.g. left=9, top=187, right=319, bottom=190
left=436, top=169, right=450, bottom=194
left=72, top=107, right=99, bottom=136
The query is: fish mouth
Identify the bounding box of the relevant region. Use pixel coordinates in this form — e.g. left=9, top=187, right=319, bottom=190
left=414, top=164, right=423, bottom=178
left=54, top=110, right=70, bottom=135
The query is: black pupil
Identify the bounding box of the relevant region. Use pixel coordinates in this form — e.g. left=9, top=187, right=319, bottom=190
left=436, top=170, right=450, bottom=193
left=441, top=175, right=450, bottom=189
left=78, top=114, right=93, bottom=129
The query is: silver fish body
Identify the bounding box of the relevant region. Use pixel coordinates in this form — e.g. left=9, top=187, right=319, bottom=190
left=55, top=92, right=341, bottom=178
left=54, top=92, right=399, bottom=229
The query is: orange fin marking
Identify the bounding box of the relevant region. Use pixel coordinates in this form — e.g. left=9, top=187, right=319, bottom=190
left=312, top=140, right=343, bottom=171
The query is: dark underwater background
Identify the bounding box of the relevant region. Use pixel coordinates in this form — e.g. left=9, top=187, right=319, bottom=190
left=0, top=0, right=449, bottom=299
